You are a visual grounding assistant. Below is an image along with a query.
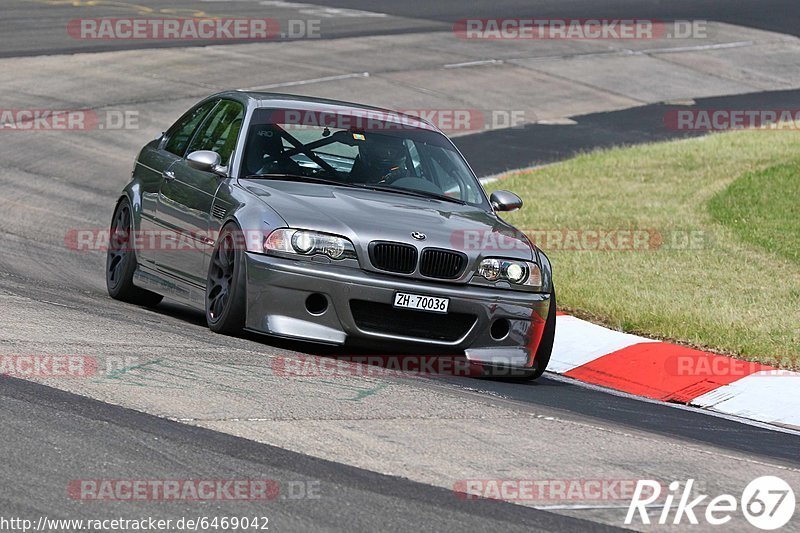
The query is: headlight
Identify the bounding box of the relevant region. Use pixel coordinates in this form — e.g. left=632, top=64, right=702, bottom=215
left=291, top=231, right=316, bottom=254
left=264, top=229, right=356, bottom=260
left=477, top=258, right=542, bottom=288
left=504, top=262, right=526, bottom=283
left=478, top=258, right=502, bottom=281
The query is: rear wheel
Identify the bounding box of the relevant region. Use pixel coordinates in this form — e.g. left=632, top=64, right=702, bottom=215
left=106, top=198, right=163, bottom=307
left=206, top=223, right=247, bottom=335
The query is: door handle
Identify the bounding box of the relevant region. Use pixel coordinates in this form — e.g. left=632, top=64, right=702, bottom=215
left=163, top=170, right=176, bottom=181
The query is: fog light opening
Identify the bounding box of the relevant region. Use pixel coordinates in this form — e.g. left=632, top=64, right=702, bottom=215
left=490, top=318, right=510, bottom=341
left=305, top=293, right=328, bottom=315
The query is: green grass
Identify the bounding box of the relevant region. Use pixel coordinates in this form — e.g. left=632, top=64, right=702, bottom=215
left=487, top=130, right=800, bottom=367
left=709, top=161, right=800, bottom=266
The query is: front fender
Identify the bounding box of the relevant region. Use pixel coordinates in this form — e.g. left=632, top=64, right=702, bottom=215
left=209, top=179, right=289, bottom=255
left=534, top=246, right=554, bottom=295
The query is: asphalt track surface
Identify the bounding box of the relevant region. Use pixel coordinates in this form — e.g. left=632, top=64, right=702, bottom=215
left=314, top=0, right=800, bottom=37
left=457, top=88, right=800, bottom=176
left=3, top=0, right=799, bottom=56
left=2, top=1, right=800, bottom=532
left=0, top=376, right=618, bottom=532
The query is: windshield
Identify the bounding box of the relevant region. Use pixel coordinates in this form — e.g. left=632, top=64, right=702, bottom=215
left=240, top=108, right=490, bottom=208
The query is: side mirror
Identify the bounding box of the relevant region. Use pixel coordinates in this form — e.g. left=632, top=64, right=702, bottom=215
left=490, top=190, right=523, bottom=212
left=186, top=150, right=225, bottom=176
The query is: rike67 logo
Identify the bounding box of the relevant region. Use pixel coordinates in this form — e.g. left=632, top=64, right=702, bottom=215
left=626, top=477, right=795, bottom=530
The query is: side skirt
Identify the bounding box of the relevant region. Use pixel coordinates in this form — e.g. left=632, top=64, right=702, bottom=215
left=133, top=264, right=206, bottom=310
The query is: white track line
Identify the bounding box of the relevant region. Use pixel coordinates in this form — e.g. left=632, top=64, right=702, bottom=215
left=444, top=59, right=504, bottom=69
left=240, top=72, right=370, bottom=91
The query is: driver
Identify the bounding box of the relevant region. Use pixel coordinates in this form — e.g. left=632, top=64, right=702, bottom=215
left=350, top=134, right=409, bottom=184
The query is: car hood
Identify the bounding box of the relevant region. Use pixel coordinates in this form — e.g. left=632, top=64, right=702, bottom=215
left=238, top=179, right=535, bottom=262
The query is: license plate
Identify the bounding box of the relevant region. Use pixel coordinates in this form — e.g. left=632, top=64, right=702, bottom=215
left=393, top=292, right=449, bottom=314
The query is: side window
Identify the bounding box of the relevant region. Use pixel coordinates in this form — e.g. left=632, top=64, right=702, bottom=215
left=163, top=101, right=216, bottom=157
left=186, top=100, right=245, bottom=165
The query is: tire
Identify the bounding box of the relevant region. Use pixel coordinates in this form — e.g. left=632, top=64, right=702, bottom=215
left=525, top=288, right=557, bottom=381
left=106, top=198, right=163, bottom=308
left=206, top=223, right=247, bottom=335
left=481, top=288, right=556, bottom=382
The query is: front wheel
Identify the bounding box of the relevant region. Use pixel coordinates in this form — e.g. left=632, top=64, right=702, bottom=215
left=206, top=223, right=247, bottom=335
left=106, top=198, right=163, bottom=308
left=525, top=288, right=556, bottom=381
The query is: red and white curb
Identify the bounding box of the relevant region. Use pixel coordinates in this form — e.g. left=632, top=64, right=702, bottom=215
left=550, top=314, right=800, bottom=430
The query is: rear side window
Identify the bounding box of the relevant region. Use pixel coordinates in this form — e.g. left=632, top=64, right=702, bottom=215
left=186, top=100, right=245, bottom=165
left=163, top=100, right=216, bottom=157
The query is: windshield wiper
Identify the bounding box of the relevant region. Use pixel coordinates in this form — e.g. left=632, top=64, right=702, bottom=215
left=357, top=184, right=467, bottom=205
left=241, top=174, right=360, bottom=188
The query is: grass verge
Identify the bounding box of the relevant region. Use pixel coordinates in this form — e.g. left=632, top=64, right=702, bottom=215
left=488, top=130, right=800, bottom=367
left=709, top=160, right=800, bottom=266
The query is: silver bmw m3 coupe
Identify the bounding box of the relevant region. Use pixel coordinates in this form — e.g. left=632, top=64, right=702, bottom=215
left=107, top=91, right=555, bottom=380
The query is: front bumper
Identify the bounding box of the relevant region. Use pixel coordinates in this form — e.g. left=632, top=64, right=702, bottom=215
left=244, top=253, right=552, bottom=369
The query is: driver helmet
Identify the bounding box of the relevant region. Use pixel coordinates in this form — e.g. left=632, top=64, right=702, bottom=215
left=357, top=134, right=407, bottom=182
